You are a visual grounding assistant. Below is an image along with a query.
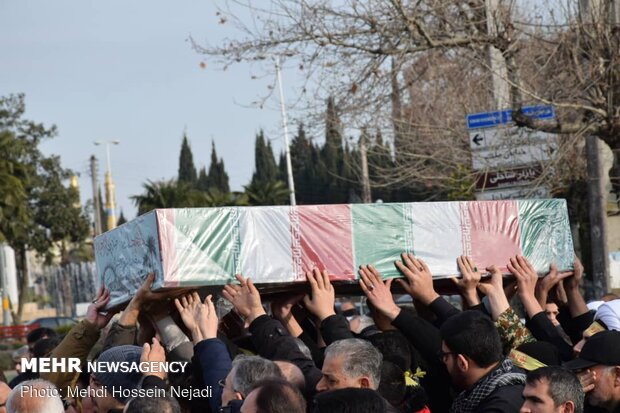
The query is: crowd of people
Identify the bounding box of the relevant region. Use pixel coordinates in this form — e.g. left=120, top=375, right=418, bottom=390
left=1, top=252, right=620, bottom=413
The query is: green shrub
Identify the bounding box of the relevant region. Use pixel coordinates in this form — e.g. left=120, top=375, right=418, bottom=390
left=0, top=351, right=14, bottom=371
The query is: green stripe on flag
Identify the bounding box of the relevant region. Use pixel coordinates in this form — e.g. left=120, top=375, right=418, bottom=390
left=352, top=203, right=413, bottom=279
left=517, top=199, right=574, bottom=273
left=172, top=208, right=239, bottom=285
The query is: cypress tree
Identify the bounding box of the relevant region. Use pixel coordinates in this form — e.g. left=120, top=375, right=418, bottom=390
left=178, top=133, right=197, bottom=186
left=321, top=96, right=345, bottom=202
left=197, top=166, right=209, bottom=192
left=368, top=130, right=395, bottom=202
left=117, top=210, right=127, bottom=226
left=278, top=152, right=288, bottom=185
left=206, top=141, right=230, bottom=193
left=251, top=130, right=278, bottom=186
left=289, top=123, right=319, bottom=204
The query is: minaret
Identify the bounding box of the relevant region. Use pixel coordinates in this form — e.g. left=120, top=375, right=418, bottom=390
left=104, top=170, right=117, bottom=231
left=70, top=175, right=81, bottom=208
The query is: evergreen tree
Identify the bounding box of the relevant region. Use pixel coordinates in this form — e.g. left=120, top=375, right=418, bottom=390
left=320, top=96, right=345, bottom=203
left=178, top=133, right=197, bottom=186
left=289, top=124, right=320, bottom=204
left=278, top=152, right=288, bottom=185
left=117, top=210, right=127, bottom=226
left=251, top=130, right=278, bottom=186
left=368, top=130, right=395, bottom=202
left=197, top=166, right=209, bottom=192
left=98, top=186, right=106, bottom=228
left=206, top=141, right=230, bottom=193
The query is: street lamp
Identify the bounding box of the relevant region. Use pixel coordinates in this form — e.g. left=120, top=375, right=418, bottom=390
left=94, top=140, right=120, bottom=231
left=274, top=56, right=297, bottom=206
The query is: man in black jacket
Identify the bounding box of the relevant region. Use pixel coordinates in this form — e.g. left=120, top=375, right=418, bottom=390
left=441, top=311, right=526, bottom=413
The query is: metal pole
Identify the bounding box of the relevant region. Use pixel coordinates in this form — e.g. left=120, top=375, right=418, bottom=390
left=275, top=56, right=297, bottom=206
left=0, top=247, right=10, bottom=326
left=90, top=156, right=103, bottom=235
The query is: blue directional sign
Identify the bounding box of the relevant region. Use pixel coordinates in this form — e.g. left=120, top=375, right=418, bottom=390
left=466, top=105, right=555, bottom=130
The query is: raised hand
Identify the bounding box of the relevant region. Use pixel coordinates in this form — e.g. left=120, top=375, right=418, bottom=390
left=359, top=265, right=400, bottom=321
left=141, top=337, right=166, bottom=380
left=564, top=256, right=584, bottom=291
left=507, top=255, right=543, bottom=317
left=394, top=253, right=439, bottom=306
left=271, top=295, right=304, bottom=337
left=452, top=255, right=482, bottom=306
left=477, top=265, right=510, bottom=320
left=175, top=291, right=204, bottom=343
left=535, top=263, right=573, bottom=307
left=303, top=268, right=336, bottom=322
left=85, top=286, right=116, bottom=329
left=222, top=274, right=266, bottom=324
left=201, top=294, right=219, bottom=339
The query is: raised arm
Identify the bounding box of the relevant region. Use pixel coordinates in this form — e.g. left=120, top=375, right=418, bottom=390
left=452, top=255, right=482, bottom=308
left=175, top=291, right=230, bottom=413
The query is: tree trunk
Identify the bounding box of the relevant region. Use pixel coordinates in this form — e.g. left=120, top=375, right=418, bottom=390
left=14, top=246, right=29, bottom=325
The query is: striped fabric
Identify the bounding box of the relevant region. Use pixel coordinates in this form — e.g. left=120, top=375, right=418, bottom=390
left=94, top=199, right=574, bottom=308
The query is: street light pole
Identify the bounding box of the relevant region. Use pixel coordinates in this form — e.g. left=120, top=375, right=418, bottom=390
left=94, top=140, right=120, bottom=231
left=274, top=56, right=297, bottom=206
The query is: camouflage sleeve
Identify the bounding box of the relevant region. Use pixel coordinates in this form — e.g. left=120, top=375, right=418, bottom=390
left=495, top=307, right=536, bottom=354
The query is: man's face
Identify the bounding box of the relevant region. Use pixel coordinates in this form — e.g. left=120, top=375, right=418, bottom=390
left=586, top=365, right=619, bottom=409
left=315, top=354, right=365, bottom=392
left=221, top=368, right=239, bottom=406
left=520, top=379, right=570, bottom=413
left=545, top=303, right=560, bottom=326
left=440, top=342, right=466, bottom=389
left=89, top=374, right=122, bottom=413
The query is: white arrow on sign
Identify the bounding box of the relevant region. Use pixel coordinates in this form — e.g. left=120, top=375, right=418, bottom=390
left=469, top=126, right=556, bottom=151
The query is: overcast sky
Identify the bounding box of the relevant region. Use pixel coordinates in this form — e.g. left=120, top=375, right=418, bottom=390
left=0, top=0, right=305, bottom=220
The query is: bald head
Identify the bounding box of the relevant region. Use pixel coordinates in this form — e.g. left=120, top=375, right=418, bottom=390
left=7, top=379, right=64, bottom=413
left=274, top=360, right=305, bottom=390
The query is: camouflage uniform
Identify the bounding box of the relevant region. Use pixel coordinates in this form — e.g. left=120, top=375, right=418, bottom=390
left=495, top=307, right=535, bottom=354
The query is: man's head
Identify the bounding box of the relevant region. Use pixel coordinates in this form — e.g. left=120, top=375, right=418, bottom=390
left=274, top=360, right=305, bottom=391
left=565, top=330, right=620, bottom=410
left=520, top=367, right=584, bottom=413
left=26, top=328, right=57, bottom=354
left=439, top=311, right=503, bottom=389
left=89, top=345, right=144, bottom=412
left=545, top=303, right=560, bottom=326
left=6, top=379, right=64, bottom=413
left=240, top=379, right=306, bottom=413
left=312, top=388, right=387, bottom=413
left=221, top=355, right=283, bottom=406
left=316, top=338, right=382, bottom=392
left=0, top=382, right=11, bottom=413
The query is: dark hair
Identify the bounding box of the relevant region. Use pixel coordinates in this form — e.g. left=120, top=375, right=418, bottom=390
left=125, top=395, right=181, bottom=413
left=312, top=388, right=387, bottom=413
left=368, top=330, right=414, bottom=370
left=440, top=311, right=502, bottom=367
left=249, top=379, right=306, bottom=413
left=32, top=337, right=61, bottom=358
left=377, top=360, right=406, bottom=407
left=526, top=367, right=584, bottom=413
left=517, top=341, right=561, bottom=367
left=27, top=327, right=57, bottom=345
